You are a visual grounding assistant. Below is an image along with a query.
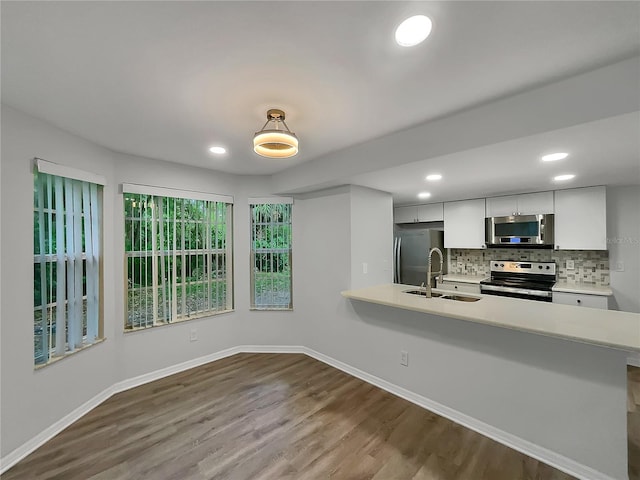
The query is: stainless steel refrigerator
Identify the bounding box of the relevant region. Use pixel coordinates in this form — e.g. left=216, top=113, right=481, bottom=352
left=393, top=222, right=447, bottom=286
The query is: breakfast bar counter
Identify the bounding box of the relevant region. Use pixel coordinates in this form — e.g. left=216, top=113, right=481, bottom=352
left=341, top=283, right=640, bottom=352
left=342, top=283, right=638, bottom=479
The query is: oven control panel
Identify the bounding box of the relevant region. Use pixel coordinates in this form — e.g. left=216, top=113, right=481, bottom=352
left=489, top=261, right=556, bottom=276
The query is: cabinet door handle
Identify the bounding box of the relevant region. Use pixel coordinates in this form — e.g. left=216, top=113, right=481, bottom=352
left=454, top=285, right=458, bottom=289
left=576, top=299, right=581, bottom=304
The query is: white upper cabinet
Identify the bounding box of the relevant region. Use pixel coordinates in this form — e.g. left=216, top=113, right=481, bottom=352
left=394, top=203, right=444, bottom=223
left=516, top=192, right=554, bottom=215
left=485, top=191, right=554, bottom=217
left=394, top=205, right=418, bottom=223
left=554, top=186, right=607, bottom=250
left=485, top=195, right=518, bottom=217
left=417, top=203, right=444, bottom=222
left=444, top=199, right=486, bottom=249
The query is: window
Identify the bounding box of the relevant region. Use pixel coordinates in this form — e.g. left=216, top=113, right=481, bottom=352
left=33, top=160, right=104, bottom=366
left=250, top=200, right=292, bottom=310
left=123, top=184, right=233, bottom=329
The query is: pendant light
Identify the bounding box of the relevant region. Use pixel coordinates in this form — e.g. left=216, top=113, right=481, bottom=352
left=253, top=109, right=299, bottom=158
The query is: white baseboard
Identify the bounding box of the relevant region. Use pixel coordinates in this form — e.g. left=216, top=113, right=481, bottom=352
left=236, top=345, right=305, bottom=354
left=301, top=347, right=619, bottom=480
left=112, top=346, right=245, bottom=394
left=0, top=385, right=116, bottom=474
left=0, top=345, right=621, bottom=480
left=0, top=345, right=302, bottom=474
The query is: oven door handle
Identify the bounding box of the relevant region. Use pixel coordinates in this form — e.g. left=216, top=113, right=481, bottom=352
left=480, top=284, right=552, bottom=298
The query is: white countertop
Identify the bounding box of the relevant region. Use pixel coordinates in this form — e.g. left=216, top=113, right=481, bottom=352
left=342, top=283, right=640, bottom=352
left=442, top=274, right=488, bottom=284
left=552, top=282, right=613, bottom=296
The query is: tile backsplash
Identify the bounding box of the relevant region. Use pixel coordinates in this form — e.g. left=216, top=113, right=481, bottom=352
left=449, top=249, right=609, bottom=286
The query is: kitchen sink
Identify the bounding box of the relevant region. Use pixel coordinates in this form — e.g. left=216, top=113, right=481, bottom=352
left=403, top=289, right=480, bottom=302
left=403, top=290, right=445, bottom=297
left=440, top=295, right=481, bottom=302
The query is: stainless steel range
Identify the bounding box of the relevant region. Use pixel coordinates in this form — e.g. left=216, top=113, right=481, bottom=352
left=480, top=261, right=556, bottom=302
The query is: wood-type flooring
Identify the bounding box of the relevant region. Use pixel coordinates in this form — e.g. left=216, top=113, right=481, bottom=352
left=2, top=353, right=639, bottom=480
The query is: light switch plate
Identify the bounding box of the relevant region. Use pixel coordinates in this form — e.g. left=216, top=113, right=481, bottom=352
left=566, top=260, right=575, bottom=270
left=400, top=350, right=409, bottom=367
left=615, top=261, right=624, bottom=272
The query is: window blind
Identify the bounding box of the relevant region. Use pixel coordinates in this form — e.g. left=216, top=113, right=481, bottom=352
left=34, top=170, right=102, bottom=365
left=124, top=187, right=233, bottom=329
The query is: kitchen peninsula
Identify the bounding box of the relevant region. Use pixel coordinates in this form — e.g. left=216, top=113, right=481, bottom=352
left=342, top=284, right=640, bottom=352
left=342, top=284, right=640, bottom=480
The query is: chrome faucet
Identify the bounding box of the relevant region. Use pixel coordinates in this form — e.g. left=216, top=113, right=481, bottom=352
left=426, top=247, right=444, bottom=298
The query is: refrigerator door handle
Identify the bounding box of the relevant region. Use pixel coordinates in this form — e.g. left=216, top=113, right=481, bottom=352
left=396, top=237, right=402, bottom=283
left=393, top=237, right=397, bottom=283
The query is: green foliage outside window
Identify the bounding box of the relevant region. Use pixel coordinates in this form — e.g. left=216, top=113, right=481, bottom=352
left=125, top=193, right=233, bottom=329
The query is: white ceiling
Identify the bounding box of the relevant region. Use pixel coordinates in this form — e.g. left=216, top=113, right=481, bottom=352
left=349, top=112, right=640, bottom=205
left=2, top=1, right=639, bottom=199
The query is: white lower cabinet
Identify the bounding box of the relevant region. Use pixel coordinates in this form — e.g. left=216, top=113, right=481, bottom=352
left=441, top=281, right=480, bottom=294
left=552, top=292, right=608, bottom=310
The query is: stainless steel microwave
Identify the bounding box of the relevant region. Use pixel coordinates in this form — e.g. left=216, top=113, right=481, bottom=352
left=485, top=214, right=554, bottom=248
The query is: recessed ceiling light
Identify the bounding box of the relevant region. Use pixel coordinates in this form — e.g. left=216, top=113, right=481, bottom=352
left=417, top=192, right=431, bottom=199
left=542, top=152, right=569, bottom=162
left=208, top=146, right=227, bottom=155
left=425, top=174, right=442, bottom=181
left=395, top=15, right=433, bottom=47
left=553, top=174, right=575, bottom=181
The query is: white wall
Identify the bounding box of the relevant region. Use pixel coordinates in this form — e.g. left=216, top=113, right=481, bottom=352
left=607, top=186, right=640, bottom=366
left=111, top=155, right=302, bottom=380
left=1, top=105, right=119, bottom=456
left=293, top=188, right=352, bottom=352
left=1, top=105, right=634, bottom=479
left=349, top=186, right=393, bottom=289
left=0, top=105, right=304, bottom=457
left=295, top=187, right=629, bottom=480
left=607, top=186, right=640, bottom=314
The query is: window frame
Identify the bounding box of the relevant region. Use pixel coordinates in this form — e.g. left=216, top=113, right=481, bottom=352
left=122, top=184, right=234, bottom=331
left=249, top=199, right=293, bottom=311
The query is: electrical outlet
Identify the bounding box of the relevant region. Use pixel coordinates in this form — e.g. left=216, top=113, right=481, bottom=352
left=190, top=328, right=198, bottom=342
left=400, top=350, right=409, bottom=367
left=362, top=262, right=368, bottom=274
left=566, top=260, right=575, bottom=270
